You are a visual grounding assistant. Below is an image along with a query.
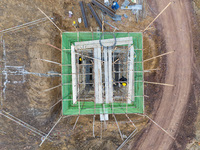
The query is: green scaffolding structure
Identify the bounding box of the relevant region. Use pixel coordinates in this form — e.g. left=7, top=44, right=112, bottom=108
left=62, top=32, right=143, bottom=115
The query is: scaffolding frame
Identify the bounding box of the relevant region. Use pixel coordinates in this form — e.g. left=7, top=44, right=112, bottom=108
left=62, top=32, right=144, bottom=116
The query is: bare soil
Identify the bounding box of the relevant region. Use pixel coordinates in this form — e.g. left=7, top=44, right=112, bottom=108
left=0, top=0, right=199, bottom=150
left=128, top=0, right=200, bottom=150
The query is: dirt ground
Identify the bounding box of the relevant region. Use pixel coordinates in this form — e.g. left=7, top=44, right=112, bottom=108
left=0, top=0, right=199, bottom=150
left=128, top=0, right=200, bottom=150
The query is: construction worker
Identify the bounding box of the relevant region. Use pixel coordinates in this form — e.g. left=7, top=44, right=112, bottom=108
left=111, top=1, right=119, bottom=10
left=73, top=21, right=79, bottom=28
left=79, top=57, right=82, bottom=64
left=119, top=76, right=127, bottom=86
left=122, top=82, right=127, bottom=87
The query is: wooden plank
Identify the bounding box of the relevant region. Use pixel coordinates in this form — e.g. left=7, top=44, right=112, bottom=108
left=40, top=59, right=61, bottom=65
left=127, top=45, right=134, bottom=104
left=94, top=47, right=103, bottom=103
left=104, top=47, right=109, bottom=103
left=143, top=50, right=174, bottom=62
left=71, top=45, right=78, bottom=104
left=144, top=81, right=174, bottom=86
left=98, top=47, right=103, bottom=103
left=143, top=2, right=172, bottom=32
left=94, top=48, right=99, bottom=103
left=75, top=37, right=133, bottom=49
left=108, top=47, right=113, bottom=103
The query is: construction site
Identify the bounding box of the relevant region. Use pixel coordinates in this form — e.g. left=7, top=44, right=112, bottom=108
left=0, top=0, right=200, bottom=149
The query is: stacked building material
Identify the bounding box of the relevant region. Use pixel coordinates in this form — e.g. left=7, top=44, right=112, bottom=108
left=91, top=0, right=116, bottom=17
left=79, top=1, right=89, bottom=28
left=88, top=3, right=102, bottom=29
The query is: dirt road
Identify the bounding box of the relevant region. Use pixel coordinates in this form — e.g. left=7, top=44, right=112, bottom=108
left=130, top=0, right=194, bottom=149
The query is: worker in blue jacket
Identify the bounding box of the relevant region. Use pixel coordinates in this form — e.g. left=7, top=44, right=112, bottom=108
left=111, top=1, right=119, bottom=10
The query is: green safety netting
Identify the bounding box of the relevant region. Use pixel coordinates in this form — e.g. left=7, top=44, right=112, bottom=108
left=62, top=32, right=143, bottom=115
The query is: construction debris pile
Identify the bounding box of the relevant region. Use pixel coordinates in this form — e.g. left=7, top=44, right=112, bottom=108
left=71, top=0, right=144, bottom=30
